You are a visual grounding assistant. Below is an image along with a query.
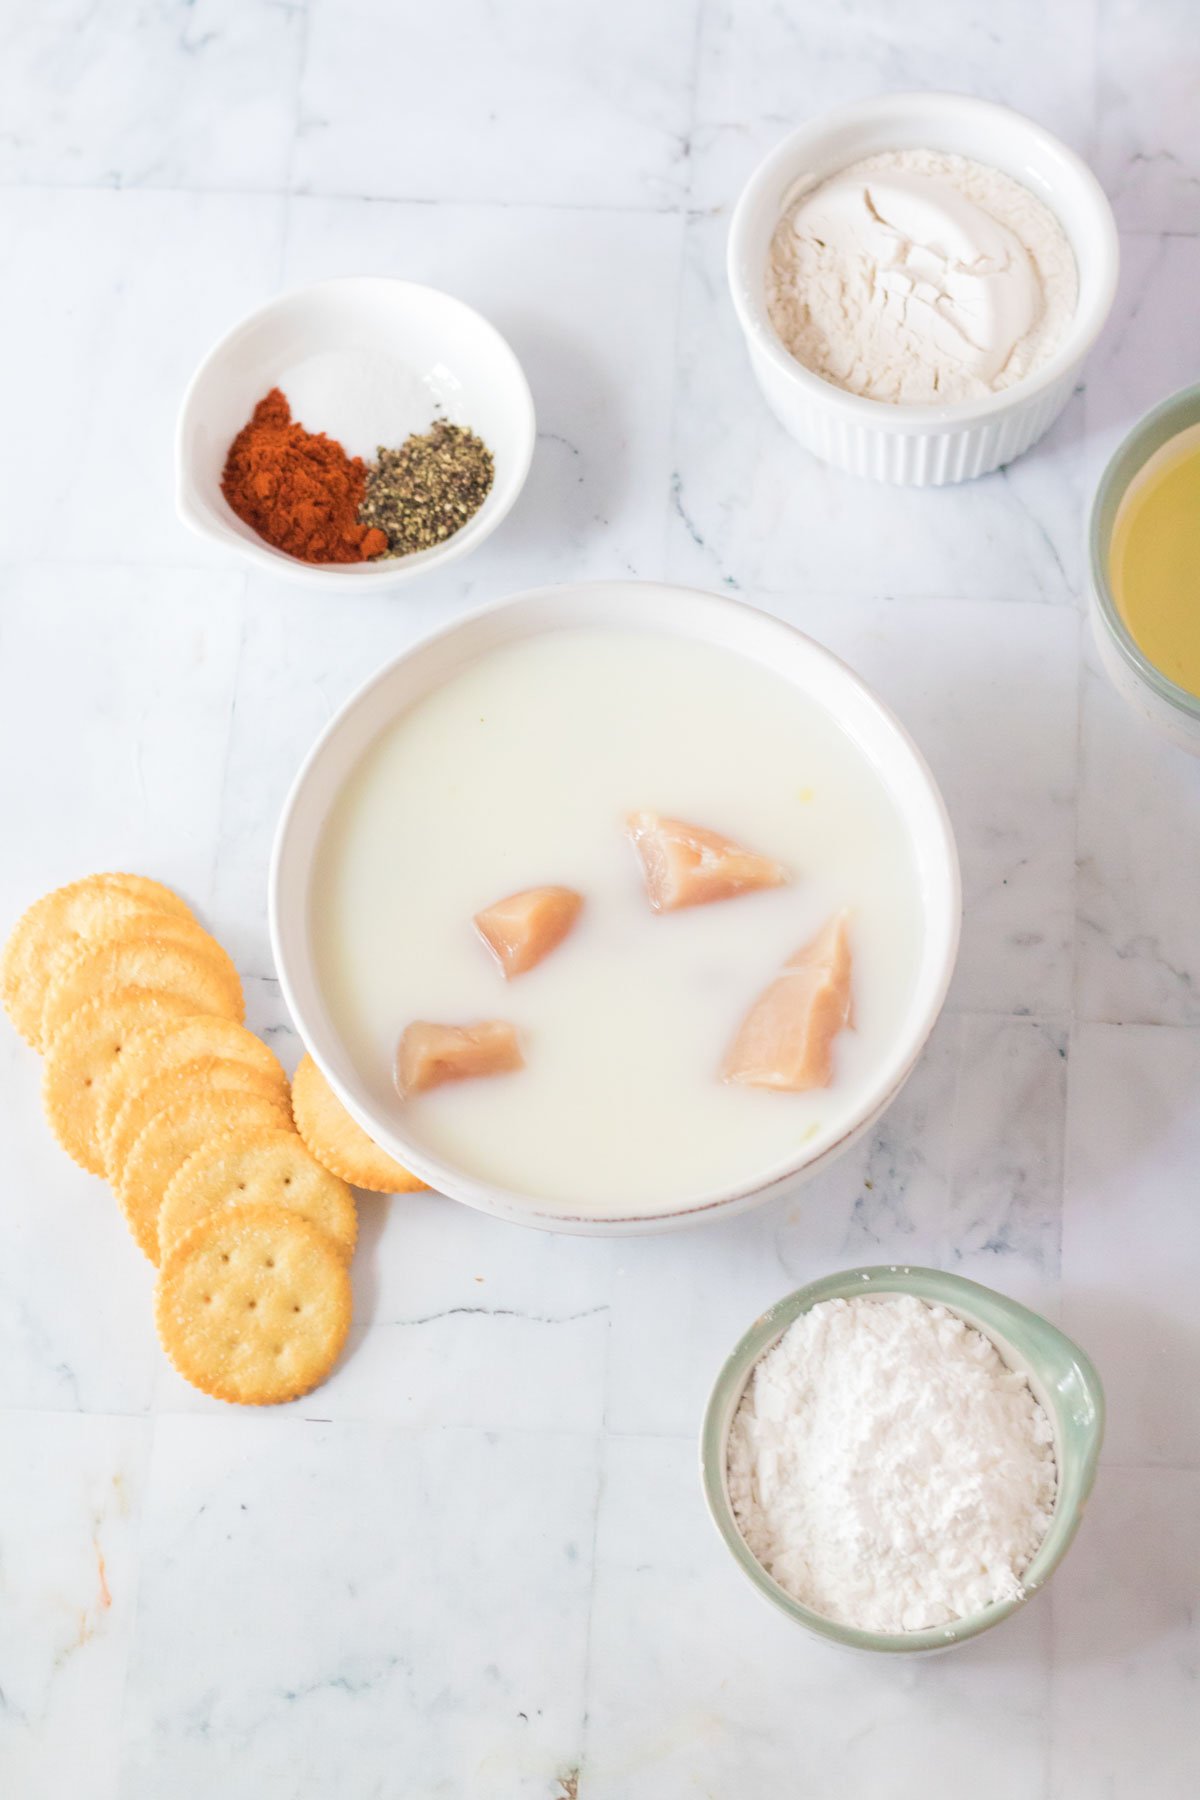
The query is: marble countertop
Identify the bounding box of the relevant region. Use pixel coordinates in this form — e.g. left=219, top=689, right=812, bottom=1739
left=2, top=2, right=1198, bottom=1796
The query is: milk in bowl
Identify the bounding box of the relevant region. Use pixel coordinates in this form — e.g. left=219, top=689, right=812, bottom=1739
left=309, top=622, right=929, bottom=1220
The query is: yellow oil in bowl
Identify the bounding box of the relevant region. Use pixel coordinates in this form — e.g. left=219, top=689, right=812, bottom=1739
left=1109, top=422, right=1200, bottom=697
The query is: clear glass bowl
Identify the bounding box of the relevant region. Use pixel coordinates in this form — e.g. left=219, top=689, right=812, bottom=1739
left=700, top=1265, right=1104, bottom=1654
left=1089, top=381, right=1200, bottom=753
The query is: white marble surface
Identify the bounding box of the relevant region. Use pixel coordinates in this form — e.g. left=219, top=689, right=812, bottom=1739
left=0, top=3, right=1197, bottom=1795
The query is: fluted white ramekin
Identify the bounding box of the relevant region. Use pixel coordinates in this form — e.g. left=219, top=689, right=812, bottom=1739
left=728, top=93, right=1119, bottom=487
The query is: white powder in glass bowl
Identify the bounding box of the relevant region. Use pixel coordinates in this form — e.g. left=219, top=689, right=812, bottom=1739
left=726, top=1294, right=1057, bottom=1633
left=766, top=148, right=1078, bottom=406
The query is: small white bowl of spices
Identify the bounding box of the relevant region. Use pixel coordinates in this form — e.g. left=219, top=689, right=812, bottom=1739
left=728, top=92, right=1118, bottom=485
left=702, top=1266, right=1104, bottom=1652
left=176, top=277, right=536, bottom=589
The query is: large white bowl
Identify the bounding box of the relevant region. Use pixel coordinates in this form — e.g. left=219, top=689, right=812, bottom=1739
left=176, top=277, right=535, bottom=590
left=728, top=92, right=1119, bottom=486
left=270, top=582, right=961, bottom=1236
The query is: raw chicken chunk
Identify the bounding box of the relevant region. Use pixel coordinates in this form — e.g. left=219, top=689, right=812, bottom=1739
left=722, top=913, right=853, bottom=1092
left=627, top=811, right=787, bottom=913
left=474, top=886, right=583, bottom=979
left=395, top=1020, right=524, bottom=1099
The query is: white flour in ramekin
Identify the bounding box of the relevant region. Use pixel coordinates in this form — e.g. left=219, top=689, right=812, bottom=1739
left=727, top=1294, right=1057, bottom=1633
left=766, top=148, right=1078, bottom=405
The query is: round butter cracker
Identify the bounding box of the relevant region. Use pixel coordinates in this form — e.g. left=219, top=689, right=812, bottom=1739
left=117, top=1089, right=292, bottom=1263
left=41, top=988, right=196, bottom=1175
left=158, top=1128, right=356, bottom=1263
left=41, top=928, right=243, bottom=1048
left=155, top=1202, right=352, bottom=1406
left=3, top=873, right=193, bottom=1048
left=293, top=1053, right=426, bottom=1194
left=97, top=1015, right=286, bottom=1158
left=105, top=1057, right=292, bottom=1188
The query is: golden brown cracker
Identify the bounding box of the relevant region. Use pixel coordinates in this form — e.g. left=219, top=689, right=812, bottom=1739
left=117, top=1089, right=292, bottom=1263
left=41, top=913, right=239, bottom=1044
left=154, top=1202, right=352, bottom=1405
left=3, top=874, right=193, bottom=1048
left=98, top=1017, right=288, bottom=1170
left=292, top=1053, right=426, bottom=1194
left=99, top=875, right=193, bottom=919
left=105, top=1057, right=292, bottom=1188
left=158, top=1128, right=357, bottom=1262
left=40, top=929, right=243, bottom=1048
left=40, top=988, right=196, bottom=1175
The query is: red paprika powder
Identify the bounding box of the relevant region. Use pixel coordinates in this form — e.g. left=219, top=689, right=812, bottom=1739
left=221, top=388, right=388, bottom=564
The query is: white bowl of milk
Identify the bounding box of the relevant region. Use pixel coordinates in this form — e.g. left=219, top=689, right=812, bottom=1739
left=270, top=582, right=961, bottom=1235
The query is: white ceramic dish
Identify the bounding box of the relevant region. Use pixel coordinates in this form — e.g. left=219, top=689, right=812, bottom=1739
left=176, top=277, right=536, bottom=590
left=728, top=92, right=1119, bottom=486
left=270, top=581, right=961, bottom=1236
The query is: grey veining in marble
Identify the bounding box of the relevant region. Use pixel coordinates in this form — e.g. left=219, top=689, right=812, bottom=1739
left=1, top=2, right=1198, bottom=1796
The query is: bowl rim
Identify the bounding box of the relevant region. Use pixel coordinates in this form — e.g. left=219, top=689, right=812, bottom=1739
left=727, top=90, right=1120, bottom=430
left=700, top=1264, right=1105, bottom=1653
left=174, top=273, right=537, bottom=589
left=268, top=580, right=962, bottom=1234
left=1088, top=380, right=1200, bottom=721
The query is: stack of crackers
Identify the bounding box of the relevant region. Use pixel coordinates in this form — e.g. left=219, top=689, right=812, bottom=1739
left=2, top=872, right=421, bottom=1406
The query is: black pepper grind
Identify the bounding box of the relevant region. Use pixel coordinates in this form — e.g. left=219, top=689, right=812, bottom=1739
left=359, top=422, right=495, bottom=557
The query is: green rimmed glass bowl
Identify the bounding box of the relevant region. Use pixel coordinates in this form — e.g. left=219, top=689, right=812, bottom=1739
left=700, top=1265, right=1104, bottom=1654
left=1089, top=381, right=1200, bottom=753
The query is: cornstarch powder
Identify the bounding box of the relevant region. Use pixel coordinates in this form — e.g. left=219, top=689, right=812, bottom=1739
left=727, top=1294, right=1057, bottom=1632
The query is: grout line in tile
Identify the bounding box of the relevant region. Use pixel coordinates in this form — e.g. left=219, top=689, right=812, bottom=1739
left=0, top=556, right=1109, bottom=616
left=6, top=1409, right=1183, bottom=1466
left=282, top=0, right=314, bottom=202
left=0, top=176, right=696, bottom=218
left=0, top=174, right=1197, bottom=245
left=203, top=576, right=251, bottom=918
left=573, top=1258, right=621, bottom=1778
left=679, top=0, right=710, bottom=213
left=59, top=1409, right=695, bottom=1441
left=2, top=181, right=1194, bottom=239
left=654, top=0, right=712, bottom=589
left=1069, top=609, right=1091, bottom=1030
left=939, top=1013, right=971, bottom=1231
left=110, top=1411, right=158, bottom=1777
left=575, top=1427, right=609, bottom=1795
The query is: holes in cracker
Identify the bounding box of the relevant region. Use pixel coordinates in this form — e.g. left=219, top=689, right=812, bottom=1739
left=264, top=1257, right=275, bottom=1270
left=247, top=1298, right=257, bottom=1310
